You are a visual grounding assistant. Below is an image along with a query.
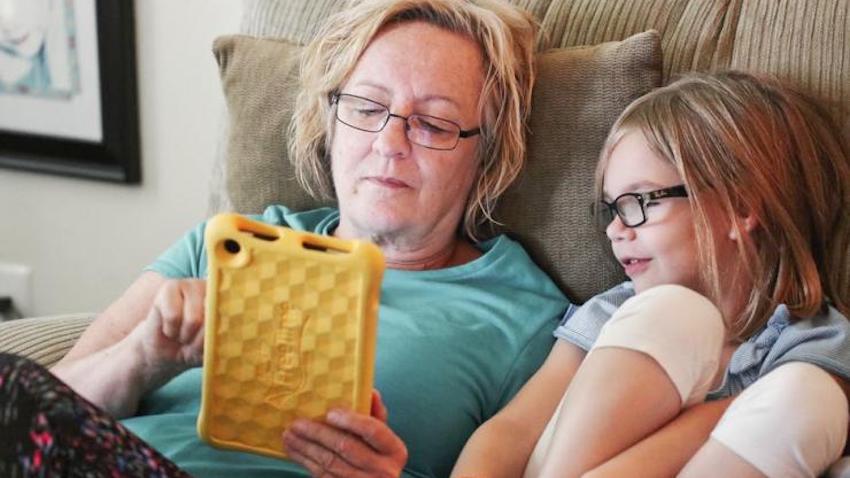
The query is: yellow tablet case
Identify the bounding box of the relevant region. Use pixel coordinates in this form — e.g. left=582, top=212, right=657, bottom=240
left=197, top=213, right=384, bottom=460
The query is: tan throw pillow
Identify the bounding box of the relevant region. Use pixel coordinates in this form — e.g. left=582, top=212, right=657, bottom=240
left=496, top=31, right=662, bottom=302
left=213, top=35, right=326, bottom=214
left=214, top=31, right=661, bottom=303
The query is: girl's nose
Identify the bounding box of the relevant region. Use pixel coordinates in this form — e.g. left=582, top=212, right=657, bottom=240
left=606, top=214, right=636, bottom=242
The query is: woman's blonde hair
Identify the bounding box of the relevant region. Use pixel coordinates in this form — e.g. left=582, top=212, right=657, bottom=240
left=289, top=0, right=537, bottom=241
left=596, top=71, right=850, bottom=340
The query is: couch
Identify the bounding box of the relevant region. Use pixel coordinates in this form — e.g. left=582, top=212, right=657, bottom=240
left=2, top=0, right=849, bottom=475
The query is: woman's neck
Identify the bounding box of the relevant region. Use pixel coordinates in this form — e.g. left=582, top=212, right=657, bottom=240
left=379, top=236, right=483, bottom=270
left=383, top=239, right=459, bottom=270
left=333, top=222, right=481, bottom=270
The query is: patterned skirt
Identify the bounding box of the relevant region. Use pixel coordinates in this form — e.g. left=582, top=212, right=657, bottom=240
left=0, top=353, right=190, bottom=477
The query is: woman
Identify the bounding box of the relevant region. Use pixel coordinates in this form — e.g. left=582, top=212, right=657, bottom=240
left=3, top=1, right=569, bottom=477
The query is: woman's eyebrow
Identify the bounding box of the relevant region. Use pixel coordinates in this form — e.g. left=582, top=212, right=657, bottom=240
left=348, top=81, right=461, bottom=108
left=418, top=94, right=461, bottom=108
left=348, top=81, right=390, bottom=94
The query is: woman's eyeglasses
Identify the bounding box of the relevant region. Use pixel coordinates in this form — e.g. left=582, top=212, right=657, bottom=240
left=331, top=93, right=480, bottom=151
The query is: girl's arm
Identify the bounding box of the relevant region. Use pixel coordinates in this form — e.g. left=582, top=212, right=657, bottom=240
left=834, top=374, right=850, bottom=454
left=451, top=340, right=586, bottom=478
left=583, top=397, right=734, bottom=478
left=682, top=372, right=850, bottom=477
left=589, top=373, right=850, bottom=478
left=830, top=374, right=850, bottom=407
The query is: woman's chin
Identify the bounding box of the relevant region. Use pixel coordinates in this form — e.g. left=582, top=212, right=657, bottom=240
left=352, top=213, right=413, bottom=239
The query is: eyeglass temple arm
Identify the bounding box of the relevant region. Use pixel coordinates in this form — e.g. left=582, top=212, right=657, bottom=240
left=646, top=185, right=688, bottom=200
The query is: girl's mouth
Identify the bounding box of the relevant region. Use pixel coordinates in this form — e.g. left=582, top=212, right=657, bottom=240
left=621, top=258, right=651, bottom=276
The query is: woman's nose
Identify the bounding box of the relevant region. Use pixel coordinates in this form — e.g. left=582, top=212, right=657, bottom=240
left=606, top=214, right=635, bottom=242
left=373, top=115, right=411, bottom=159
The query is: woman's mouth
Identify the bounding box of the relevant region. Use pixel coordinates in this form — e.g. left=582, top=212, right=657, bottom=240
left=365, top=176, right=410, bottom=189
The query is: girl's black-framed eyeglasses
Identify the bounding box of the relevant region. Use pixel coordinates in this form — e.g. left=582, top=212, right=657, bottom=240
left=593, top=185, right=689, bottom=230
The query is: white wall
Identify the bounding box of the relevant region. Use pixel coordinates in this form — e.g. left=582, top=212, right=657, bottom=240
left=0, top=0, right=243, bottom=316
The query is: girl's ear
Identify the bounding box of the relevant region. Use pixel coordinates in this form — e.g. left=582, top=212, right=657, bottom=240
left=728, top=213, right=759, bottom=241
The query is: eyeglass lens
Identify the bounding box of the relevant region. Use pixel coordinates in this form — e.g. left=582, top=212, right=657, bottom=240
left=594, top=195, right=645, bottom=231
left=615, top=195, right=644, bottom=226
left=335, top=94, right=461, bottom=150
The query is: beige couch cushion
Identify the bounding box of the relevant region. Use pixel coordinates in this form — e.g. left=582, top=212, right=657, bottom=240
left=0, top=314, right=95, bottom=368
left=239, top=0, right=552, bottom=43
left=727, top=0, right=850, bottom=137
left=541, top=0, right=850, bottom=136
left=496, top=31, right=661, bottom=302
left=214, top=31, right=661, bottom=302
left=540, top=0, right=732, bottom=80
left=214, top=35, right=329, bottom=214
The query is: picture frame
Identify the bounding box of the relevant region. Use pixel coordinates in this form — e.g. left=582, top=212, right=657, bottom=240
left=0, top=0, right=140, bottom=183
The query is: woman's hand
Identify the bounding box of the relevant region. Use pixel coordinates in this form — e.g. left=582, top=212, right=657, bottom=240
left=51, top=273, right=205, bottom=418
left=283, top=390, right=408, bottom=478
left=129, top=279, right=207, bottom=388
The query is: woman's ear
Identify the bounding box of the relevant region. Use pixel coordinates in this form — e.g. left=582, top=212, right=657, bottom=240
left=728, top=213, right=759, bottom=241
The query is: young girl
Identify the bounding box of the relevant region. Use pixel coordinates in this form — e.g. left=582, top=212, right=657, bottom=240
left=453, top=71, right=850, bottom=478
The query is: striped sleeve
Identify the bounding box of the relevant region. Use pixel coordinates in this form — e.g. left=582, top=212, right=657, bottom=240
left=554, top=282, right=634, bottom=351
left=761, top=306, right=850, bottom=383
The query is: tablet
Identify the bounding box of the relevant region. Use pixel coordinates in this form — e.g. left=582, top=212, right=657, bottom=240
left=197, top=213, right=383, bottom=459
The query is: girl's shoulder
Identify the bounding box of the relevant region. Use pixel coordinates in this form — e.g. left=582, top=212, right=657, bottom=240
left=745, top=304, right=850, bottom=382
left=709, top=305, right=850, bottom=398
left=765, top=304, right=850, bottom=336
left=571, top=282, right=635, bottom=323
left=554, top=282, right=635, bottom=351
left=585, top=282, right=636, bottom=309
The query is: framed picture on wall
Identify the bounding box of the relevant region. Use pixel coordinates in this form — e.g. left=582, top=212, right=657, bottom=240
left=0, top=0, right=140, bottom=183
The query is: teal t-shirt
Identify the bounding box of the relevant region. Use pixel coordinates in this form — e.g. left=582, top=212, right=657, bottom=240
left=122, top=206, right=569, bottom=478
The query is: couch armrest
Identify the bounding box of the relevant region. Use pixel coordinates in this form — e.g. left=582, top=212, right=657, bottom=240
left=0, top=314, right=95, bottom=368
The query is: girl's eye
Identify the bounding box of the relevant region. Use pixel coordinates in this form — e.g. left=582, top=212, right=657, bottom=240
left=645, top=201, right=660, bottom=208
